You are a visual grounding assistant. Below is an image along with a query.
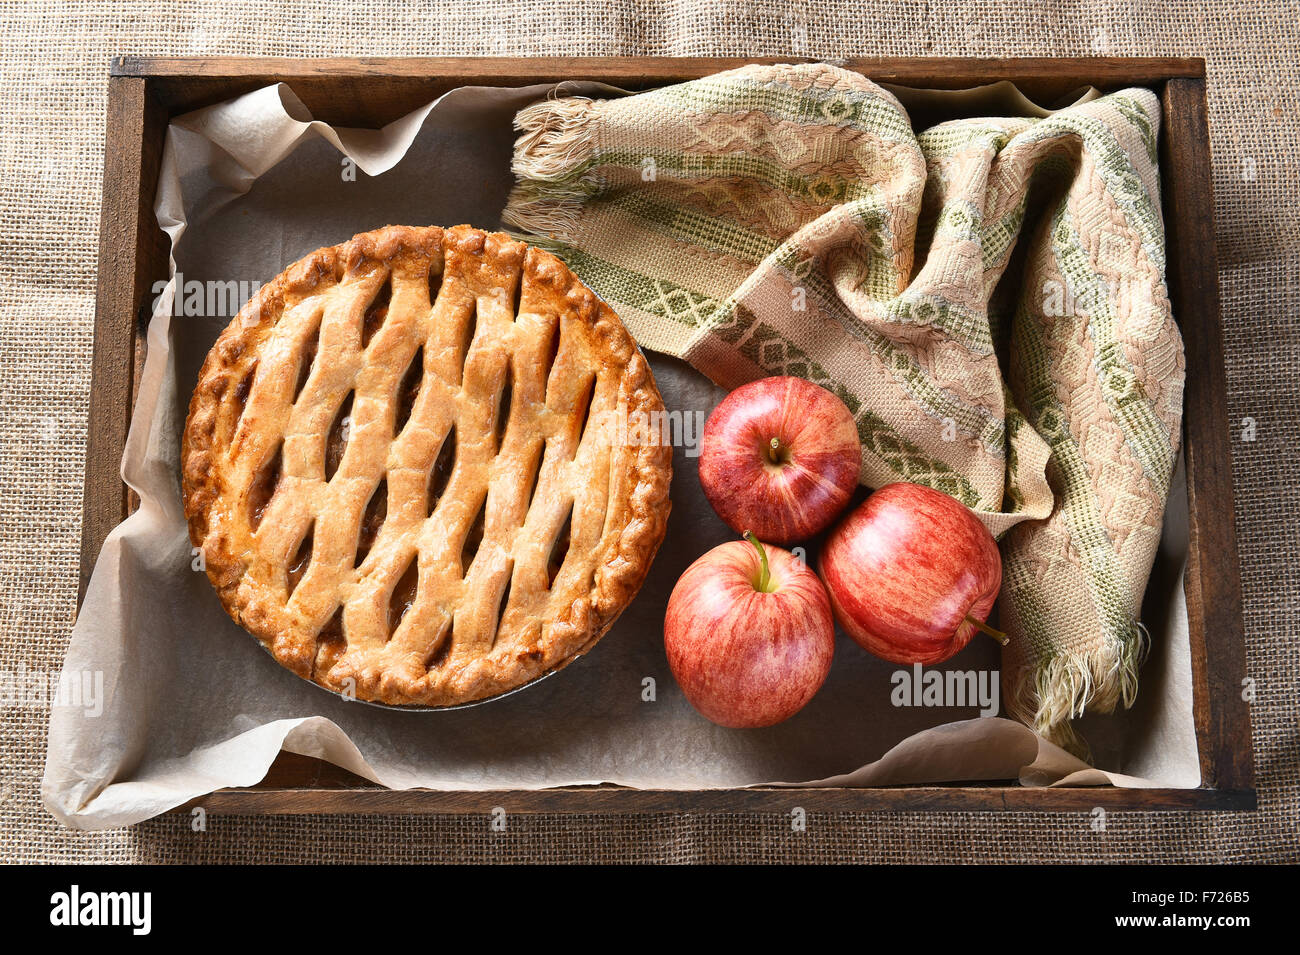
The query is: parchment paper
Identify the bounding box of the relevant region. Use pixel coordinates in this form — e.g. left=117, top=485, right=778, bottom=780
left=42, top=79, right=1199, bottom=829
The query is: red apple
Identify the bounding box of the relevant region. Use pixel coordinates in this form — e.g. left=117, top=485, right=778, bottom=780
left=698, top=376, right=861, bottom=544
left=818, top=482, right=1004, bottom=665
left=664, top=533, right=835, bottom=728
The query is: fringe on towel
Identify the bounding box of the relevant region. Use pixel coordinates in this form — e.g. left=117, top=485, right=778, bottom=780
left=1005, top=620, right=1150, bottom=758
left=502, top=96, right=602, bottom=241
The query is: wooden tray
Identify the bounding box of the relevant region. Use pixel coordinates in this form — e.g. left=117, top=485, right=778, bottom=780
left=82, top=56, right=1253, bottom=814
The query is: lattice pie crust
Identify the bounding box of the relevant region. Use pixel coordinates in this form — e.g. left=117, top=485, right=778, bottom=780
left=182, top=225, right=673, bottom=706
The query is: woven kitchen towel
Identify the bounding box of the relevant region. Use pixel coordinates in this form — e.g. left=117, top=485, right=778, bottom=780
left=502, top=62, right=1185, bottom=753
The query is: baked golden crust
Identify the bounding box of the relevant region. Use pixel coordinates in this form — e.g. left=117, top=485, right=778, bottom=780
left=182, top=224, right=672, bottom=706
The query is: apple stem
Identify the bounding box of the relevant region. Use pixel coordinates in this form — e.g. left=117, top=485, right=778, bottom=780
left=965, top=614, right=1009, bottom=646
left=766, top=436, right=783, bottom=465
left=743, top=530, right=775, bottom=593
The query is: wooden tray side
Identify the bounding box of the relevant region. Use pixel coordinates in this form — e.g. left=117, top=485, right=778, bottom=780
left=114, top=55, right=1206, bottom=126
left=195, top=785, right=1255, bottom=815
left=79, top=76, right=169, bottom=601
left=1159, top=77, right=1254, bottom=794
left=77, top=57, right=1254, bottom=813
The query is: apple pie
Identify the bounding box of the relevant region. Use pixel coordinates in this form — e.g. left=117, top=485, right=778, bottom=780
left=182, top=225, right=672, bottom=707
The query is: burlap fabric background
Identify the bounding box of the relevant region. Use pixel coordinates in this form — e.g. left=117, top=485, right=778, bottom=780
left=2, top=1, right=1295, bottom=863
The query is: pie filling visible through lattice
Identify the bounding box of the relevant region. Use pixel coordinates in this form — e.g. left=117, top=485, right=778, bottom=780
left=182, top=225, right=673, bottom=707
